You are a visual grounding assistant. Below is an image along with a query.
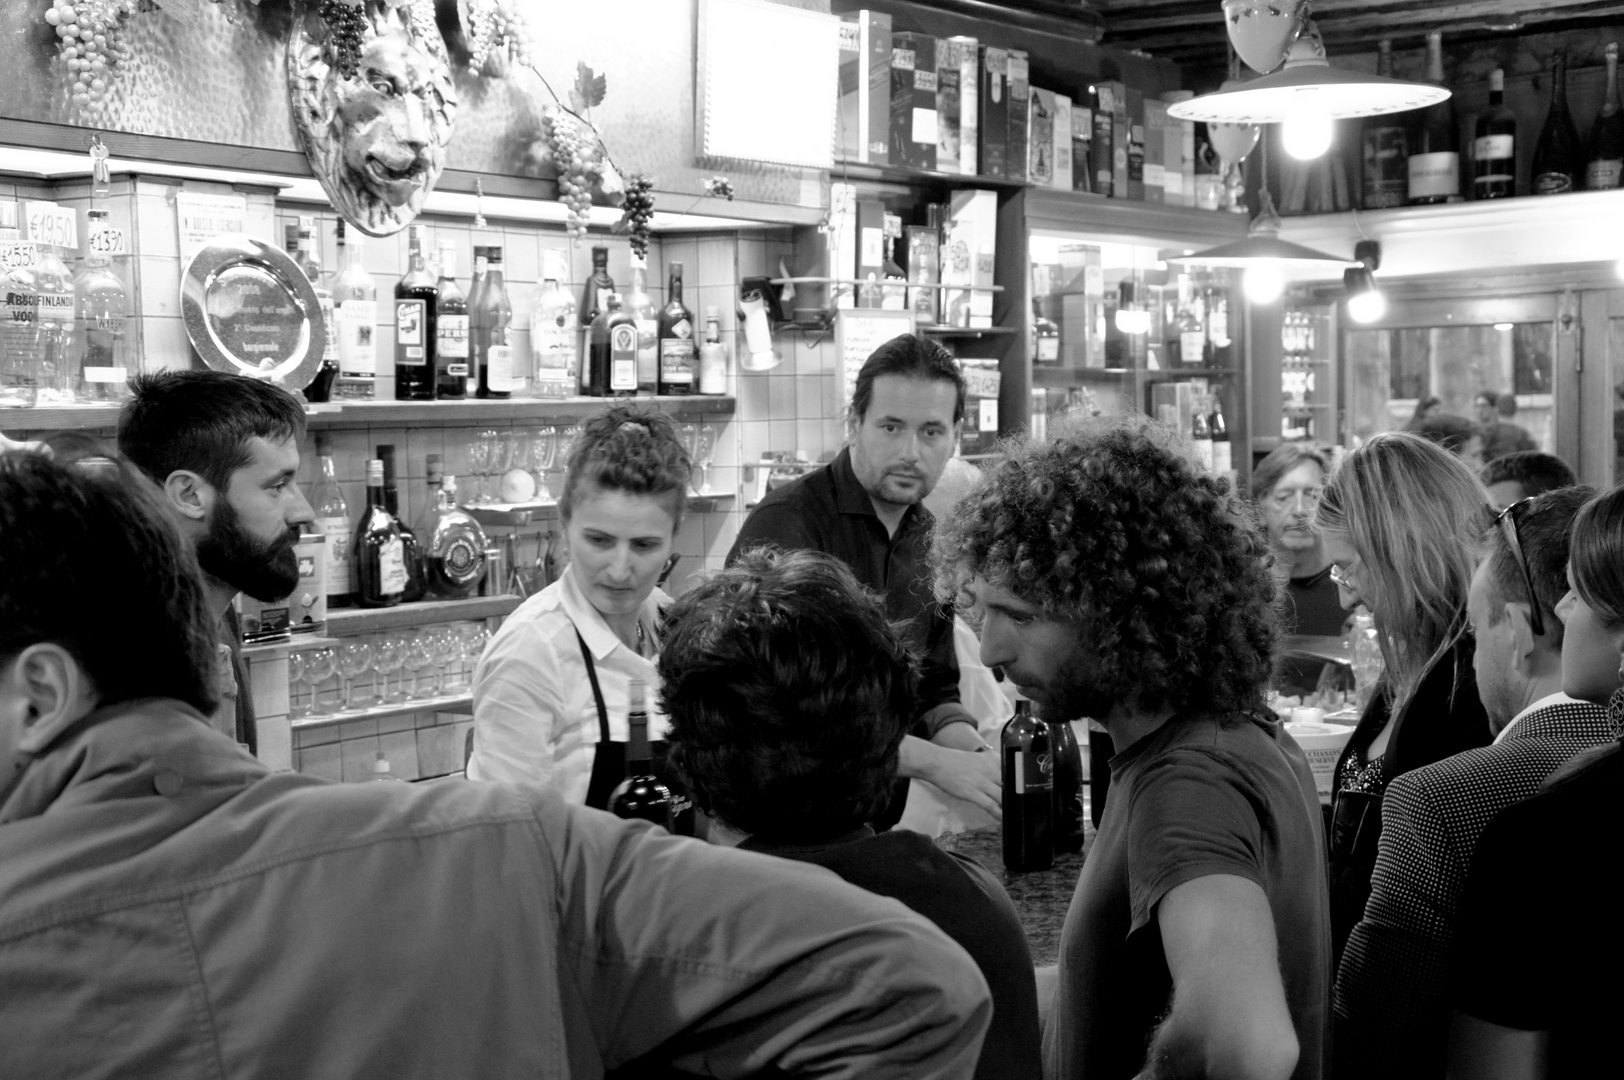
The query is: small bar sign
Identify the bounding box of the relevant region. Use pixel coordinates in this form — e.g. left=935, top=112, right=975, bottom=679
left=87, top=223, right=128, bottom=257
left=22, top=200, right=77, bottom=251
left=175, top=191, right=248, bottom=268
left=0, top=242, right=40, bottom=273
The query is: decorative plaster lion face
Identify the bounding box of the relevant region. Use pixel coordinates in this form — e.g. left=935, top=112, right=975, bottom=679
left=288, top=3, right=458, bottom=237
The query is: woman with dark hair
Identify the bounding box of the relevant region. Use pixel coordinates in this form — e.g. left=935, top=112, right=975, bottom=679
left=1316, top=433, right=1492, bottom=961
left=1250, top=442, right=1345, bottom=637
left=468, top=406, right=692, bottom=815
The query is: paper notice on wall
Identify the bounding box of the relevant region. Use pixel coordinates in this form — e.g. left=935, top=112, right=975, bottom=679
left=836, top=308, right=915, bottom=402
left=175, top=192, right=249, bottom=269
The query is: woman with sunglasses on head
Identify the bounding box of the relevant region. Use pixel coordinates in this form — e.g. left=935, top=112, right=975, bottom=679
left=468, top=406, right=693, bottom=827
left=1316, top=432, right=1492, bottom=962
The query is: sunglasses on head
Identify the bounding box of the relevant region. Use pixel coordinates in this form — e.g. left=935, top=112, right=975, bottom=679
left=1494, top=497, right=1546, bottom=638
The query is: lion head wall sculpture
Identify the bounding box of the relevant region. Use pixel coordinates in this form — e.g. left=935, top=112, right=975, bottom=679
left=288, top=1, right=458, bottom=237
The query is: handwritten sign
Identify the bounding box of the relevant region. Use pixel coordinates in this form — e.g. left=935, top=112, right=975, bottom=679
left=0, top=242, right=40, bottom=274
left=175, top=191, right=248, bottom=268
left=22, top=201, right=77, bottom=251
left=87, top=225, right=128, bottom=257
left=835, top=309, right=915, bottom=403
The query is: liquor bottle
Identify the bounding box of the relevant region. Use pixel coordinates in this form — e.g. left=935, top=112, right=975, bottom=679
left=466, top=246, right=489, bottom=391
left=1032, top=297, right=1060, bottom=365
left=623, top=255, right=658, bottom=395
left=353, top=458, right=408, bottom=609
left=578, top=246, right=614, bottom=389
left=1207, top=283, right=1232, bottom=367
left=609, top=679, right=674, bottom=829
left=331, top=219, right=377, bottom=399
left=584, top=293, right=618, bottom=397
left=371, top=751, right=404, bottom=782
left=1587, top=42, right=1624, bottom=190
left=434, top=242, right=469, bottom=399
left=1407, top=32, right=1460, bottom=205
left=377, top=444, right=425, bottom=603
left=1191, top=395, right=1214, bottom=472
left=416, top=462, right=488, bottom=599
left=1533, top=50, right=1581, bottom=195
left=1174, top=275, right=1205, bottom=368
left=533, top=257, right=577, bottom=398
left=297, top=216, right=339, bottom=381
left=73, top=209, right=129, bottom=402
left=476, top=246, right=516, bottom=398
left=1473, top=69, right=1517, bottom=199
left=698, top=305, right=728, bottom=395
left=880, top=234, right=908, bottom=310
left=393, top=225, right=437, bottom=400
left=1050, top=717, right=1085, bottom=855
left=657, top=261, right=695, bottom=395
left=1361, top=40, right=1409, bottom=209
left=1001, top=700, right=1053, bottom=872
left=0, top=241, right=40, bottom=407
left=310, top=433, right=353, bottom=608
left=33, top=237, right=75, bottom=403
left=608, top=293, right=637, bottom=395
left=1210, top=393, right=1233, bottom=478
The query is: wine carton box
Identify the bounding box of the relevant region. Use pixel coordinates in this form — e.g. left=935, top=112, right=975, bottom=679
left=890, top=32, right=938, bottom=171
left=836, top=10, right=892, bottom=165
left=1163, top=90, right=1196, bottom=206
left=935, top=38, right=963, bottom=175
left=1053, top=92, right=1074, bottom=191
left=906, top=225, right=940, bottom=324
left=959, top=358, right=1002, bottom=455
left=1126, top=88, right=1146, bottom=201
left=1058, top=245, right=1105, bottom=367
left=948, top=188, right=997, bottom=327
left=1072, top=95, right=1094, bottom=193
left=951, top=35, right=978, bottom=175
left=1027, top=87, right=1057, bottom=187
left=1006, top=50, right=1030, bottom=182
left=855, top=198, right=887, bottom=307
left=978, top=46, right=1009, bottom=178
left=1142, top=99, right=1169, bottom=203
left=1091, top=85, right=1115, bottom=196
left=1098, top=80, right=1128, bottom=198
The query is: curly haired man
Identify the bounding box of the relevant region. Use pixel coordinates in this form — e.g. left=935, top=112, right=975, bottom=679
left=934, top=416, right=1331, bottom=1080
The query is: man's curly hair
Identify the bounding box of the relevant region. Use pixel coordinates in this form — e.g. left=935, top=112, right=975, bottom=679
left=932, top=415, right=1279, bottom=720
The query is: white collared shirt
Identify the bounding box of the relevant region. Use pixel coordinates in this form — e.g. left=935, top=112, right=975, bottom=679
left=1492, top=691, right=1586, bottom=746
left=467, top=569, right=668, bottom=803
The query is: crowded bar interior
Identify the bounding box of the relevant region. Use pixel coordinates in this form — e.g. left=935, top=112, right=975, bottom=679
left=2, top=0, right=1621, bottom=1076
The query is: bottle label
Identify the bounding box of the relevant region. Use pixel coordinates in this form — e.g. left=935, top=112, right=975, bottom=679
left=698, top=342, right=727, bottom=395
left=634, top=316, right=658, bottom=386
left=485, top=344, right=515, bottom=391
left=81, top=365, right=126, bottom=383
left=1587, top=159, right=1624, bottom=190
left=1036, top=334, right=1059, bottom=362
left=537, top=317, right=576, bottom=370
left=37, top=291, right=73, bottom=327
left=320, top=516, right=352, bottom=595
left=1011, top=748, right=1053, bottom=794
left=1180, top=330, right=1206, bottom=364
left=317, top=293, right=338, bottom=361
left=336, top=299, right=377, bottom=377
left=438, top=313, right=469, bottom=359
left=1407, top=152, right=1459, bottom=199
left=378, top=536, right=407, bottom=597
left=1474, top=134, right=1514, bottom=162
left=395, top=299, right=426, bottom=364
left=610, top=323, right=638, bottom=391
left=660, top=337, right=695, bottom=386
left=1534, top=171, right=1574, bottom=195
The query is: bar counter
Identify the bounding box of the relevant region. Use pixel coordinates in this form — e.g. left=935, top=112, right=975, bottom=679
left=947, top=827, right=1089, bottom=967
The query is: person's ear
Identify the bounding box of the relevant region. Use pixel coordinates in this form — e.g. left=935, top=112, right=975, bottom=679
left=844, top=407, right=859, bottom=443
left=6, top=644, right=98, bottom=756
left=1505, top=602, right=1539, bottom=671
left=163, top=470, right=214, bottom=524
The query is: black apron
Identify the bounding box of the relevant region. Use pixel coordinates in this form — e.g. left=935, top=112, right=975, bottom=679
left=576, top=631, right=695, bottom=836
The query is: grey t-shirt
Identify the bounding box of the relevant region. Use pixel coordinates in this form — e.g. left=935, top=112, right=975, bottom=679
left=1044, top=712, right=1330, bottom=1080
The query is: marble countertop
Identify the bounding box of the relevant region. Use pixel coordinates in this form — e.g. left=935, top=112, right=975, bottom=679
left=945, top=826, right=1088, bottom=968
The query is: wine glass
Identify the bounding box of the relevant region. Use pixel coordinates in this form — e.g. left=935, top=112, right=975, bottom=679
left=468, top=431, right=492, bottom=503
left=695, top=423, right=718, bottom=495
left=676, top=423, right=699, bottom=494
left=337, top=640, right=374, bottom=712
left=304, top=647, right=337, bottom=717
left=530, top=426, right=558, bottom=503
left=460, top=624, right=490, bottom=688
left=404, top=633, right=437, bottom=700
left=373, top=635, right=407, bottom=704
left=430, top=626, right=462, bottom=694
left=287, top=649, right=310, bottom=720
left=549, top=425, right=580, bottom=502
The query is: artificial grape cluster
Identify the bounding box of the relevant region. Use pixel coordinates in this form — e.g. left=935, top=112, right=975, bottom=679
left=619, top=175, right=656, bottom=259
left=463, top=0, right=533, bottom=78
left=46, top=0, right=138, bottom=119
left=539, top=107, right=605, bottom=239
left=320, top=0, right=368, bottom=80
left=405, top=0, right=437, bottom=37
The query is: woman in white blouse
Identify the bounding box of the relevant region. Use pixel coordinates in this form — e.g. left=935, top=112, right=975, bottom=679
left=468, top=406, right=691, bottom=823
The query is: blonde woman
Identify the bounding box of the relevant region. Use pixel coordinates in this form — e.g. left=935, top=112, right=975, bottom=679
left=1316, top=432, right=1492, bottom=961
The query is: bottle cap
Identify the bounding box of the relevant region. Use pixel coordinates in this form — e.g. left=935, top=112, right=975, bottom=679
left=487, top=246, right=503, bottom=264
left=704, top=305, right=720, bottom=320
left=367, top=459, right=384, bottom=483
left=372, top=751, right=391, bottom=777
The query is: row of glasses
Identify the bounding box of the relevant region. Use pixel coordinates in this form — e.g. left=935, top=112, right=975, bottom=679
left=677, top=422, right=720, bottom=495
left=287, top=624, right=495, bottom=720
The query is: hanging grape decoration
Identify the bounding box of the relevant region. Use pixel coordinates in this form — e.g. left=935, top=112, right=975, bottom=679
left=458, top=0, right=532, bottom=78
left=618, top=175, right=655, bottom=259
left=46, top=0, right=140, bottom=120
left=319, top=0, right=367, bottom=80
left=532, top=62, right=622, bottom=241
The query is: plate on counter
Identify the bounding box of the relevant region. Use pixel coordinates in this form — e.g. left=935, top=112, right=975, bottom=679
left=181, top=234, right=326, bottom=390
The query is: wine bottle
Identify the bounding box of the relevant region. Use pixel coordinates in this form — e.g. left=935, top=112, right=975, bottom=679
left=1050, top=717, right=1085, bottom=855
left=377, top=444, right=424, bottom=603
left=1001, top=700, right=1054, bottom=873
left=1, top=239, right=42, bottom=408
left=32, top=237, right=74, bottom=403
left=1210, top=393, right=1233, bottom=478
left=609, top=680, right=674, bottom=828
left=1033, top=297, right=1060, bottom=365
left=1362, top=39, right=1410, bottom=209
left=1407, top=32, right=1460, bottom=205
left=332, top=219, right=377, bottom=399
left=657, top=261, right=696, bottom=396
left=1473, top=69, right=1517, bottom=199
left=533, top=256, right=577, bottom=398
left=476, top=246, right=516, bottom=398
left=578, top=246, right=613, bottom=391
left=293, top=217, right=340, bottom=403
left=466, top=246, right=489, bottom=391
left=309, top=433, right=353, bottom=608
left=698, top=305, right=728, bottom=395
left=1191, top=395, right=1214, bottom=472
left=623, top=255, right=659, bottom=395
left=1533, top=50, right=1581, bottom=195
left=393, top=225, right=436, bottom=400
left=1587, top=42, right=1624, bottom=190
left=434, top=242, right=469, bottom=399
left=1174, top=275, right=1205, bottom=368
left=353, top=459, right=408, bottom=609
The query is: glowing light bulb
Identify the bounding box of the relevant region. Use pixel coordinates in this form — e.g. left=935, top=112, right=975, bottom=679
left=1614, top=257, right=1624, bottom=282
left=1244, top=262, right=1285, bottom=305
left=1347, top=288, right=1387, bottom=324
left=1282, top=109, right=1333, bottom=161
left=1115, top=307, right=1151, bottom=335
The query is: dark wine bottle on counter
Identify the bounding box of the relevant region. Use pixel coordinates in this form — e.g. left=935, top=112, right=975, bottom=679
left=1361, top=39, right=1409, bottom=209
left=434, top=243, right=469, bottom=399
left=377, top=444, right=424, bottom=603
left=1050, top=717, right=1085, bottom=855
left=657, top=261, right=696, bottom=396
left=1407, top=32, right=1459, bottom=205
left=393, top=225, right=436, bottom=401
left=1587, top=42, right=1624, bottom=190
left=1473, top=69, right=1516, bottom=199
left=578, top=246, right=614, bottom=391
left=609, top=680, right=673, bottom=829
left=353, top=459, right=407, bottom=609
left=1001, top=700, right=1054, bottom=873
left=1533, top=50, right=1581, bottom=195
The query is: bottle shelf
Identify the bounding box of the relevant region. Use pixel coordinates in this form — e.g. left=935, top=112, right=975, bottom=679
left=317, top=594, right=524, bottom=638
left=289, top=691, right=474, bottom=732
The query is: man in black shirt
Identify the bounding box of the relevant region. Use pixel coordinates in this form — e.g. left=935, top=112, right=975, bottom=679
left=729, top=334, right=997, bottom=823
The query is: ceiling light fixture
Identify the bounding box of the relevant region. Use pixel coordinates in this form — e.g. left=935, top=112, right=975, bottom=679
left=1344, top=240, right=1386, bottom=323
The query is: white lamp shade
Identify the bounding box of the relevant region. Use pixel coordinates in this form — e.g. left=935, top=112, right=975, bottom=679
left=1167, top=64, right=1449, bottom=124
left=1170, top=235, right=1358, bottom=272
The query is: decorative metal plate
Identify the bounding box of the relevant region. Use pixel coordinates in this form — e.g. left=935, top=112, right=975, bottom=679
left=181, top=234, right=325, bottom=389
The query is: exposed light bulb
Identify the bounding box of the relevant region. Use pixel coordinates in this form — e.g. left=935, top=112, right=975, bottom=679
left=1115, top=307, right=1151, bottom=335
left=1244, top=262, right=1285, bottom=304
left=1282, top=109, right=1333, bottom=161
left=1614, top=257, right=1624, bottom=282
left=1347, top=288, right=1387, bottom=324
left=1493, top=322, right=1514, bottom=332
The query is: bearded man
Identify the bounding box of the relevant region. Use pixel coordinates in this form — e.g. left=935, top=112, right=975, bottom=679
left=118, top=371, right=315, bottom=753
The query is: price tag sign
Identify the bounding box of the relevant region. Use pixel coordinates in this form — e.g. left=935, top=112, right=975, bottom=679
left=0, top=242, right=40, bottom=274
left=22, top=201, right=77, bottom=251
left=962, top=366, right=1001, bottom=400
left=88, top=225, right=129, bottom=257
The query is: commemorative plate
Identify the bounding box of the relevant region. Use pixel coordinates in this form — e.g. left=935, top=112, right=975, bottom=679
left=181, top=234, right=326, bottom=389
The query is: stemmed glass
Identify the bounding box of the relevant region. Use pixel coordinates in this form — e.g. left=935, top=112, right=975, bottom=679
left=677, top=423, right=699, bottom=494
left=549, top=425, right=580, bottom=502
left=373, top=635, right=407, bottom=704
left=287, top=649, right=310, bottom=720
left=530, top=426, right=558, bottom=504
left=694, top=422, right=718, bottom=495
left=405, top=633, right=437, bottom=699
left=337, top=640, right=374, bottom=712
left=468, top=431, right=493, bottom=503
left=304, top=647, right=337, bottom=718
left=430, top=627, right=462, bottom=694
left=460, top=624, right=489, bottom=688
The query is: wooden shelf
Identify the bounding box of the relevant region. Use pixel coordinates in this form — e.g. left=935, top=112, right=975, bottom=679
left=321, top=594, right=523, bottom=637
left=833, top=161, right=1029, bottom=195
left=290, top=691, right=473, bottom=732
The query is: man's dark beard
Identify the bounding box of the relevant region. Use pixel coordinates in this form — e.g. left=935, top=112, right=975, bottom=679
left=196, top=496, right=302, bottom=603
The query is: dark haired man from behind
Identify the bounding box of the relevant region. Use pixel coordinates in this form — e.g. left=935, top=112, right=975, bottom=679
left=729, top=334, right=998, bottom=828
left=1479, top=449, right=1576, bottom=510
left=660, top=548, right=1042, bottom=1080
left=0, top=451, right=993, bottom=1078
left=934, top=416, right=1329, bottom=1080
left=116, top=370, right=316, bottom=753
